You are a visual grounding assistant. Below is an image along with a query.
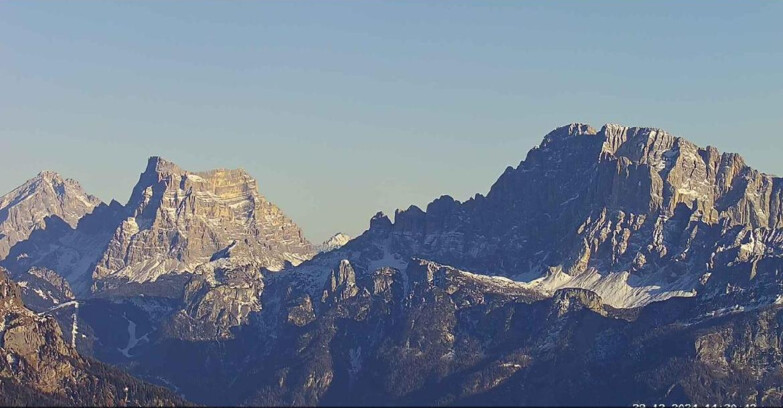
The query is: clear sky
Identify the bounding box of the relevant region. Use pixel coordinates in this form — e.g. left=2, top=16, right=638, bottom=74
left=1, top=1, right=782, bottom=242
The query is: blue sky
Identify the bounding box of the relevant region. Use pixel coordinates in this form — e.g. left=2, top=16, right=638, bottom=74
left=1, top=1, right=782, bottom=242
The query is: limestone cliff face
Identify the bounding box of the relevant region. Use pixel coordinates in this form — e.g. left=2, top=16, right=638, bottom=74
left=362, top=123, right=783, bottom=308
left=0, top=171, right=101, bottom=259
left=597, top=123, right=779, bottom=227
left=91, top=157, right=314, bottom=293
left=170, top=258, right=266, bottom=340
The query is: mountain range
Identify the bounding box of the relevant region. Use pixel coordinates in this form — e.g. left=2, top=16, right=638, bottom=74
left=1, top=123, right=782, bottom=406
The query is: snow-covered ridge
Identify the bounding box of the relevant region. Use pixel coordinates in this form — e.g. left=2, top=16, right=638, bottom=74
left=512, top=266, right=698, bottom=309
left=315, top=233, right=352, bottom=253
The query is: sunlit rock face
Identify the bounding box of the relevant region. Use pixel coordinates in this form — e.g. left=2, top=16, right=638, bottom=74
left=91, top=157, right=315, bottom=293
left=0, top=157, right=314, bottom=300
left=0, top=171, right=101, bottom=259
left=0, top=267, right=186, bottom=406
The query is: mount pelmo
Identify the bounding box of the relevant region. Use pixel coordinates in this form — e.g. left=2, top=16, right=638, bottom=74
left=92, top=157, right=314, bottom=294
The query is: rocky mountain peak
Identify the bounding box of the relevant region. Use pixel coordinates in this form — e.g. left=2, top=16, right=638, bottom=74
left=30, top=170, right=83, bottom=190
left=321, top=259, right=359, bottom=303
left=369, top=211, right=393, bottom=232
left=316, top=233, right=352, bottom=253
left=35, top=170, right=63, bottom=181
left=146, top=155, right=179, bottom=171
left=91, top=156, right=315, bottom=294
left=540, top=123, right=598, bottom=146
left=7, top=170, right=97, bottom=202
left=329, top=123, right=783, bottom=310
left=326, top=232, right=351, bottom=246
left=596, top=124, right=681, bottom=161
left=0, top=171, right=101, bottom=259
left=140, top=156, right=185, bottom=181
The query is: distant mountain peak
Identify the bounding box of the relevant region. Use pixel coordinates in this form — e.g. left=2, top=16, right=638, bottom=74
left=29, top=171, right=97, bottom=200
left=541, top=123, right=598, bottom=146
left=316, top=233, right=352, bottom=253
left=341, top=122, right=783, bottom=310
left=142, top=156, right=255, bottom=184
left=540, top=123, right=678, bottom=150
left=0, top=171, right=101, bottom=259
left=144, top=155, right=184, bottom=176
left=91, top=156, right=315, bottom=294
left=369, top=211, right=393, bottom=232
left=35, top=170, right=64, bottom=181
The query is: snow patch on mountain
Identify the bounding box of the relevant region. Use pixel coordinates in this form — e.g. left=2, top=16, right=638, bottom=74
left=118, top=313, right=149, bottom=358
left=512, top=266, right=699, bottom=308
left=315, top=233, right=352, bottom=253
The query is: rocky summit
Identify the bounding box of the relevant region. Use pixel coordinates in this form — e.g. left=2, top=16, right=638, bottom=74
left=91, top=156, right=314, bottom=295
left=0, top=171, right=101, bottom=259
left=1, top=156, right=315, bottom=298
left=2, top=124, right=783, bottom=407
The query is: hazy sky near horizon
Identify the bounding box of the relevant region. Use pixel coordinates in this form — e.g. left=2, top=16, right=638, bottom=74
left=2, top=1, right=782, bottom=242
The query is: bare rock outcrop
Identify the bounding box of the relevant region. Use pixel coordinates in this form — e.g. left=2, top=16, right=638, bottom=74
left=0, top=267, right=186, bottom=405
